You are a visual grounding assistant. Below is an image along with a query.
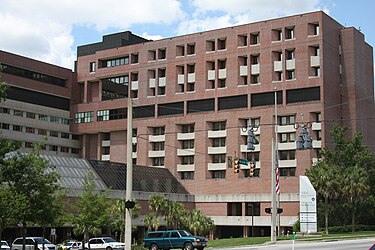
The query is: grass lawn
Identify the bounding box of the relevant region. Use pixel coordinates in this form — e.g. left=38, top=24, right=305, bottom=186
left=206, top=231, right=375, bottom=248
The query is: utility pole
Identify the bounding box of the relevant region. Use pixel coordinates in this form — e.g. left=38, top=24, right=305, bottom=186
left=125, top=97, right=133, bottom=250
left=271, top=87, right=278, bottom=242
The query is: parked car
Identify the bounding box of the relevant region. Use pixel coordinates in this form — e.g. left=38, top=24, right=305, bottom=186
left=369, top=243, right=375, bottom=250
left=84, top=237, right=124, bottom=250
left=11, top=237, right=56, bottom=250
left=144, top=230, right=207, bottom=250
left=57, top=240, right=81, bottom=250
left=1, top=241, right=10, bottom=250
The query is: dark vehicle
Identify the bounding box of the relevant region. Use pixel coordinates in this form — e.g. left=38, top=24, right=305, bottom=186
left=369, top=243, right=375, bottom=250
left=144, top=230, right=207, bottom=250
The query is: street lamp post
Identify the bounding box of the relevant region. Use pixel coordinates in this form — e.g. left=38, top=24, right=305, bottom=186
left=124, top=97, right=133, bottom=250
left=271, top=87, right=278, bottom=242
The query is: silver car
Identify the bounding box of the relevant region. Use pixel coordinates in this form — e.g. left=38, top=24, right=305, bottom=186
left=1, top=241, right=10, bottom=250
left=12, top=237, right=56, bottom=250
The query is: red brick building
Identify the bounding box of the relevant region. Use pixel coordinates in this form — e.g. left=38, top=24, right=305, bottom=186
left=71, top=10, right=374, bottom=237
left=2, top=10, right=373, bottom=239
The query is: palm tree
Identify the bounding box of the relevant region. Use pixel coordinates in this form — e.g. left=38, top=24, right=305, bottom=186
left=306, top=161, right=339, bottom=235
left=110, top=199, right=140, bottom=241
left=165, top=201, right=185, bottom=229
left=149, top=195, right=167, bottom=217
left=144, top=213, right=160, bottom=231
left=342, top=165, right=369, bottom=232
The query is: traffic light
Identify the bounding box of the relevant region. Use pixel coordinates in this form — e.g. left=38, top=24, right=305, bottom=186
left=233, top=158, right=239, bottom=173
left=265, top=207, right=271, bottom=214
left=247, top=129, right=256, bottom=151
left=249, top=161, right=255, bottom=177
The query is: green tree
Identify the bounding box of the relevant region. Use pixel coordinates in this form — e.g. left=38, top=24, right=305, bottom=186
left=143, top=213, right=160, bottom=231
left=0, top=186, right=28, bottom=240
left=0, top=141, right=63, bottom=246
left=109, top=198, right=140, bottom=241
left=186, top=209, right=214, bottom=236
left=148, top=195, right=167, bottom=217
left=72, top=171, right=111, bottom=241
left=342, top=165, right=370, bottom=232
left=0, top=71, right=8, bottom=102
left=164, top=201, right=186, bottom=229
left=306, top=161, right=339, bottom=234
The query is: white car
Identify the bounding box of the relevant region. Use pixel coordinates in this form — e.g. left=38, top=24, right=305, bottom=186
left=11, top=237, right=56, bottom=250
left=1, top=241, right=10, bottom=250
left=84, top=238, right=124, bottom=250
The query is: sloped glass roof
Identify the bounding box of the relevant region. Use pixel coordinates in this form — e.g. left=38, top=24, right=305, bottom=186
left=88, top=160, right=189, bottom=194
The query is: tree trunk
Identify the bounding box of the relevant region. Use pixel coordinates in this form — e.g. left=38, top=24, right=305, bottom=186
left=324, top=197, right=329, bottom=235
left=351, top=203, right=356, bottom=233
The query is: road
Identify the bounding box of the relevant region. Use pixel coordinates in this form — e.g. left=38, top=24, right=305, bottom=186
left=211, top=237, right=375, bottom=250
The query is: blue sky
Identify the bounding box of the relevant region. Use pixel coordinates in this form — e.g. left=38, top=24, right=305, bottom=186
left=0, top=0, right=374, bottom=69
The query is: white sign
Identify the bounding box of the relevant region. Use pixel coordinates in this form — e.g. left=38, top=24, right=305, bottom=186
left=51, top=228, right=56, bottom=235
left=299, top=176, right=317, bottom=233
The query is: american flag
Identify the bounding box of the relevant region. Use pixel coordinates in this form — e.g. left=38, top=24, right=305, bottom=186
left=275, top=147, right=280, bottom=195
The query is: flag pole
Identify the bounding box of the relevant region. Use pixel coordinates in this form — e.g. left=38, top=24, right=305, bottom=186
left=271, top=87, right=278, bottom=242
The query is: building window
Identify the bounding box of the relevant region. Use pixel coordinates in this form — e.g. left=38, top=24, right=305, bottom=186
left=245, top=202, right=261, bottom=216
left=286, top=49, right=295, bottom=60
left=279, top=115, right=296, bottom=126
left=181, top=156, right=194, bottom=165
left=158, top=48, right=166, bottom=60
left=152, top=157, right=164, bottom=166
left=227, top=202, right=242, bottom=216
left=38, top=114, right=48, bottom=121
left=102, top=146, right=110, bottom=155
left=212, top=138, right=226, bottom=147
left=187, top=43, right=195, bottom=55
left=71, top=148, right=80, bottom=154
left=50, top=116, right=59, bottom=123
left=61, top=132, right=70, bottom=139
left=49, top=145, right=58, bottom=152
left=212, top=121, right=226, bottom=131
left=89, top=62, right=96, bottom=72
left=279, top=150, right=296, bottom=160
left=153, top=126, right=165, bottom=135
left=25, top=127, right=35, bottom=134
left=50, top=131, right=59, bottom=137
left=60, top=118, right=69, bottom=125
left=218, top=38, right=226, bottom=50
left=280, top=167, right=296, bottom=177
left=74, top=112, right=94, bottom=124
left=309, top=23, right=320, bottom=36
left=25, top=142, right=33, bottom=148
left=176, top=45, right=185, bottom=57
left=251, top=74, right=260, bottom=84
left=181, top=171, right=194, bottom=180
left=316, top=112, right=321, bottom=122
left=206, top=40, right=215, bottom=52
left=250, top=32, right=260, bottom=45
left=272, top=29, right=282, bottom=41
left=152, top=142, right=165, bottom=151
left=103, top=56, right=129, bottom=68
left=26, top=112, right=36, bottom=119
left=38, top=129, right=47, bottom=136
left=212, top=154, right=226, bottom=163
left=280, top=132, right=295, bottom=143
left=182, top=140, right=194, bottom=149
left=131, top=53, right=139, bottom=64
left=181, top=124, right=195, bottom=133
left=13, top=109, right=23, bottom=117
left=13, top=125, right=22, bottom=132
left=238, top=34, right=248, bottom=47
left=211, top=170, right=226, bottom=179
left=285, top=26, right=295, bottom=39
left=97, top=110, right=109, bottom=121
left=286, top=70, right=295, bottom=80
left=0, top=107, right=10, bottom=114
left=60, top=147, right=69, bottom=153
left=1, top=123, right=10, bottom=130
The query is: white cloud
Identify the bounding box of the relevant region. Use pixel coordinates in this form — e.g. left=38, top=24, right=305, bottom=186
left=139, top=32, right=164, bottom=41
left=177, top=0, right=324, bottom=35
left=0, top=0, right=184, bottom=68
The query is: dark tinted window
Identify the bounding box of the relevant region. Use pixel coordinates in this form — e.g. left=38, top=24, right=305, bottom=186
left=7, top=86, right=70, bottom=111
left=187, top=99, right=214, bottom=114
left=218, top=95, right=247, bottom=111
left=147, top=232, right=164, bottom=238
left=134, top=105, right=155, bottom=119
left=158, top=102, right=184, bottom=116
left=251, top=91, right=282, bottom=107
left=286, top=87, right=320, bottom=104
